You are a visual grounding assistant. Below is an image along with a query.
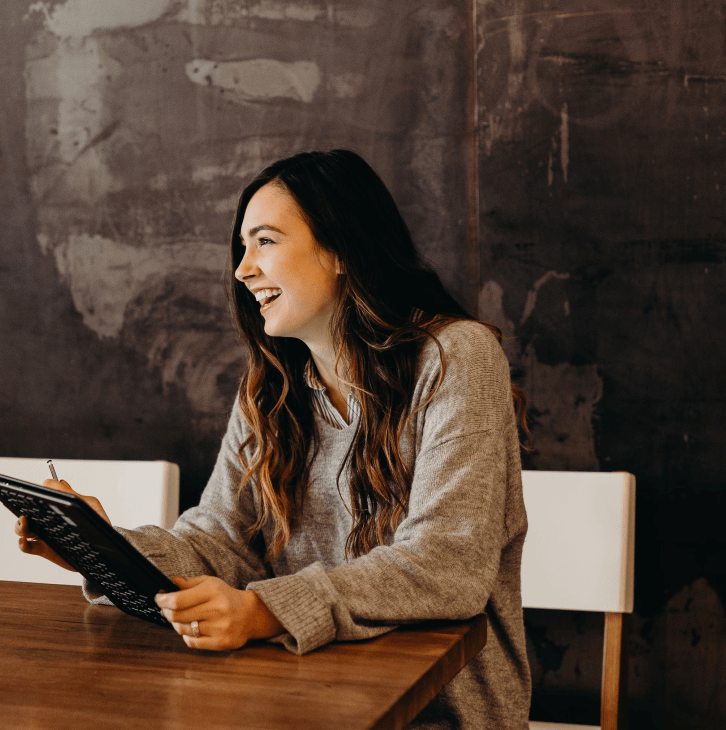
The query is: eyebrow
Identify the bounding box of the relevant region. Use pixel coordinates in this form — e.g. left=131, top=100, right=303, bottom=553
left=241, top=224, right=285, bottom=241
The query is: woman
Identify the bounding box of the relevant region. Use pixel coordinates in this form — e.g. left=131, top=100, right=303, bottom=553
left=16, top=150, right=531, bottom=729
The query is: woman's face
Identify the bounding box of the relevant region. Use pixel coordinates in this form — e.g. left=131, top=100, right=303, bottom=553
left=235, top=183, right=341, bottom=346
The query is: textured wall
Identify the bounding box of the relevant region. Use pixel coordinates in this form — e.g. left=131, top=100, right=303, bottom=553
left=474, top=2, right=726, bottom=728
left=0, top=0, right=474, bottom=511
left=1, top=1, right=724, bottom=728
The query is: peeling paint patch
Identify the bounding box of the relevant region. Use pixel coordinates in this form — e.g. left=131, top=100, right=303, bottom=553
left=328, top=72, right=366, bottom=99
left=27, top=0, right=378, bottom=39
left=25, top=36, right=123, bottom=203
left=478, top=279, right=518, bottom=360
left=480, top=279, right=600, bottom=471
left=521, top=271, right=571, bottom=324
left=172, top=2, right=377, bottom=28
left=189, top=139, right=274, bottom=184
left=479, top=280, right=515, bottom=336
left=546, top=106, right=569, bottom=186
left=244, top=1, right=323, bottom=22
left=174, top=0, right=324, bottom=25
left=143, top=328, right=242, bottom=414
left=185, top=59, right=321, bottom=103
left=50, top=234, right=226, bottom=339
left=522, top=346, right=603, bottom=471
left=27, top=0, right=172, bottom=39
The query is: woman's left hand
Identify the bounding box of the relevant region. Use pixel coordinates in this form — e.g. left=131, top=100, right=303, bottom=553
left=155, top=575, right=284, bottom=651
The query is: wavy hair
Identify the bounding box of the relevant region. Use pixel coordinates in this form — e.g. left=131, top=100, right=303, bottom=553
left=226, top=150, right=527, bottom=559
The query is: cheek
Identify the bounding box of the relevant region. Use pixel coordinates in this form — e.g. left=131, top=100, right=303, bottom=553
left=310, top=279, right=340, bottom=313
left=289, top=273, right=338, bottom=310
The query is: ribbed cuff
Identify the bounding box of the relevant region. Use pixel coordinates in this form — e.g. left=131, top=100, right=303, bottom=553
left=81, top=578, right=113, bottom=605
left=247, top=572, right=336, bottom=655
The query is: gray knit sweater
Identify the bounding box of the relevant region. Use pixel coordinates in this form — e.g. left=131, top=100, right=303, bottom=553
left=83, top=320, right=531, bottom=729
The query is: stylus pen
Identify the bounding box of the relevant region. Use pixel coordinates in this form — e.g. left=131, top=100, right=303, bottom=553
left=47, top=459, right=59, bottom=481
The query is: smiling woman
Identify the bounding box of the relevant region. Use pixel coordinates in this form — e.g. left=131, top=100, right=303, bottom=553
left=16, top=150, right=532, bottom=730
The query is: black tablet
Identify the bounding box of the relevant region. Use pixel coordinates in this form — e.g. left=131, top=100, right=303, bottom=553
left=0, top=473, right=178, bottom=627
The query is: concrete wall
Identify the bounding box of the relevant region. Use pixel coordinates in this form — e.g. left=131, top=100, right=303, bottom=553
left=474, top=3, right=726, bottom=727
left=1, top=1, right=724, bottom=727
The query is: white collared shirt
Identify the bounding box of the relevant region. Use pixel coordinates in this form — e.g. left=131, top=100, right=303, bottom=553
left=303, top=359, right=360, bottom=429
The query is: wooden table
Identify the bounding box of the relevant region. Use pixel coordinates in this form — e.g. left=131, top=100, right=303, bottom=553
left=0, top=581, right=487, bottom=730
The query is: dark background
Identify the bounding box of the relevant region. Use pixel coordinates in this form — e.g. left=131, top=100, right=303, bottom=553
left=1, top=2, right=724, bottom=728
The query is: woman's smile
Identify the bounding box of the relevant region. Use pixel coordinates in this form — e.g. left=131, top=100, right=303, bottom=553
left=254, top=288, right=283, bottom=310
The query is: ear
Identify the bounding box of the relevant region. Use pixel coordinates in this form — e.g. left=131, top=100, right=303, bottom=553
left=335, top=258, right=345, bottom=275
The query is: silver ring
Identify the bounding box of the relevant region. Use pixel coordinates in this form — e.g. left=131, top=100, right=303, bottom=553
left=191, top=620, right=200, bottom=638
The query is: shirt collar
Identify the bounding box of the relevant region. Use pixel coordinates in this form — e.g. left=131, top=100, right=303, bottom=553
left=303, top=358, right=327, bottom=392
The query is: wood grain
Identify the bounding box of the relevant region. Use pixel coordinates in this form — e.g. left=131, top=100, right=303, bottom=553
left=601, top=611, right=629, bottom=730
left=0, top=580, right=486, bottom=730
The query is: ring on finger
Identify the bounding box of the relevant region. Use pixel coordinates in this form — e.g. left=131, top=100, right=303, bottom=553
left=191, top=620, right=200, bottom=638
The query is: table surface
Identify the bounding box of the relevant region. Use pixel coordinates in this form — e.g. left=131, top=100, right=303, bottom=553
left=0, top=580, right=487, bottom=730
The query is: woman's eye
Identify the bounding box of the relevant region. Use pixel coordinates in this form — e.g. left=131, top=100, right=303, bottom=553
left=258, top=237, right=273, bottom=246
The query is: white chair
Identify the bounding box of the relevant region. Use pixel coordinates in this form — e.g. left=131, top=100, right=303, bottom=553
left=0, top=457, right=179, bottom=586
left=521, top=470, right=636, bottom=730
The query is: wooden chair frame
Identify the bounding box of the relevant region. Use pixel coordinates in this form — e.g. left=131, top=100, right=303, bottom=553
left=602, top=612, right=629, bottom=730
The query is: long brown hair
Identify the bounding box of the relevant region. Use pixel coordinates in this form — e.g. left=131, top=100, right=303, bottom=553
left=226, top=150, right=527, bottom=559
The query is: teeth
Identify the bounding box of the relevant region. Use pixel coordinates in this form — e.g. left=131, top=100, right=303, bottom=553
left=254, top=288, right=282, bottom=302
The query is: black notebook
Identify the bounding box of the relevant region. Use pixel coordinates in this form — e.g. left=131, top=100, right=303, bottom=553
left=0, top=473, right=178, bottom=627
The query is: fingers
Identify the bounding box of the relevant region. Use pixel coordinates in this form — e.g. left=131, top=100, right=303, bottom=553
left=156, top=577, right=211, bottom=625
left=161, top=605, right=202, bottom=624
left=156, top=575, right=215, bottom=612
left=40, top=479, right=112, bottom=525
left=156, top=576, right=247, bottom=650
left=170, top=619, right=242, bottom=651
left=15, top=516, right=77, bottom=571
left=155, top=575, right=214, bottom=636
left=18, top=535, right=43, bottom=554
left=42, top=478, right=76, bottom=494
left=18, top=536, right=55, bottom=558
left=17, top=534, right=76, bottom=571
left=168, top=618, right=206, bottom=639
left=14, top=516, right=38, bottom=540
left=181, top=633, right=237, bottom=651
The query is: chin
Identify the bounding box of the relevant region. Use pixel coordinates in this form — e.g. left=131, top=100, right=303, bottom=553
left=262, top=318, right=292, bottom=339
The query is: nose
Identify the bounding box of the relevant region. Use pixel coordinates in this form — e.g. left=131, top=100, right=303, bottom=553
left=235, top=245, right=258, bottom=282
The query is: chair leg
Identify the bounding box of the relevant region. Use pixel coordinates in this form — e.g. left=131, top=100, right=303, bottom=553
left=601, top=612, right=630, bottom=730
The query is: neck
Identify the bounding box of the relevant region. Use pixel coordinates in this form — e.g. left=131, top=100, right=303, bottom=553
left=307, top=339, right=350, bottom=419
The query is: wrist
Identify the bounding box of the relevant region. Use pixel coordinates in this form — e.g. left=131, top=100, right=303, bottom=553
left=247, top=589, right=284, bottom=640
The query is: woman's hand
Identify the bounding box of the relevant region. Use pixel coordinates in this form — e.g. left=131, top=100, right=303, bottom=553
left=14, top=478, right=112, bottom=572
left=155, top=575, right=284, bottom=651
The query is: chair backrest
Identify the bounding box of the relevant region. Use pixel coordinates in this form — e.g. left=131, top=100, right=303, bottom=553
left=0, top=457, right=179, bottom=586
left=520, top=470, right=635, bottom=613
left=521, top=470, right=636, bottom=730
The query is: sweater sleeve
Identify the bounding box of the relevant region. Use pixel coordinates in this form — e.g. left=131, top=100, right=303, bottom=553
left=82, top=400, right=272, bottom=604
left=247, top=322, right=526, bottom=655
